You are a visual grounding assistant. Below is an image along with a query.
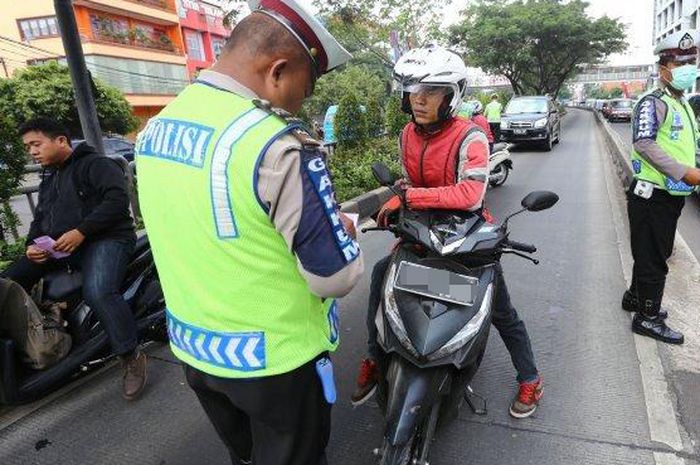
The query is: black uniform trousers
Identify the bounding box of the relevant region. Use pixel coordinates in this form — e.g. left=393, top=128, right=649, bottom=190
left=627, top=180, right=686, bottom=314
left=184, top=354, right=331, bottom=465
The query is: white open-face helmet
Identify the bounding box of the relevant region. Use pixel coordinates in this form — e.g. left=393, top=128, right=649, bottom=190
left=393, top=45, right=469, bottom=120
left=654, top=29, right=700, bottom=63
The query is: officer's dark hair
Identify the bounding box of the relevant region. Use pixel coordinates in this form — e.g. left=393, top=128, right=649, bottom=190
left=223, top=12, right=307, bottom=63
left=19, top=117, right=70, bottom=141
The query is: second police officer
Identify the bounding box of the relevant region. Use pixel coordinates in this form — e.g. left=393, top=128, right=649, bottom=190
left=625, top=29, right=700, bottom=344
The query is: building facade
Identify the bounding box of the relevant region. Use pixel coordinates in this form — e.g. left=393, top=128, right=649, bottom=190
left=1, top=0, right=189, bottom=127
left=177, top=0, right=230, bottom=79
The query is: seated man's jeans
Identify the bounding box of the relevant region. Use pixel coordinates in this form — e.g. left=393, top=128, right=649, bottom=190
left=1, top=238, right=137, bottom=356
left=366, top=255, right=539, bottom=383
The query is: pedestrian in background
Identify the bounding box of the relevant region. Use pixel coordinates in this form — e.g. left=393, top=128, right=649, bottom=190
left=484, top=93, right=503, bottom=141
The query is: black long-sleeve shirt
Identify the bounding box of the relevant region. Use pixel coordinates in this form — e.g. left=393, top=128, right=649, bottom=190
left=26, top=143, right=135, bottom=246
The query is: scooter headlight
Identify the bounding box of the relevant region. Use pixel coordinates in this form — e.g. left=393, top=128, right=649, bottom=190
left=383, top=263, right=421, bottom=358
left=427, top=284, right=493, bottom=361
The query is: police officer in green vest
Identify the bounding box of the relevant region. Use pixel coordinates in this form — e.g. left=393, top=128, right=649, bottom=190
left=135, top=1, right=364, bottom=463
left=624, top=29, right=700, bottom=344
left=484, top=93, right=503, bottom=141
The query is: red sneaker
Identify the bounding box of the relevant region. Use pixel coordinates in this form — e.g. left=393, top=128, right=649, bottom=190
left=509, top=376, right=543, bottom=419
left=351, top=358, right=379, bottom=406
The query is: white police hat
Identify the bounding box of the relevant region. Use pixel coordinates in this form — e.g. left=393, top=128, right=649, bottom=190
left=247, top=0, right=352, bottom=75
left=654, top=29, right=700, bottom=61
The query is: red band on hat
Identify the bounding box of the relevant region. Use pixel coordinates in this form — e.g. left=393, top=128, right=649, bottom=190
left=259, top=0, right=329, bottom=74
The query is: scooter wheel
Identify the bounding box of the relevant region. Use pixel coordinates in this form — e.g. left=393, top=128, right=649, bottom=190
left=379, top=437, right=416, bottom=465
left=489, top=163, right=510, bottom=187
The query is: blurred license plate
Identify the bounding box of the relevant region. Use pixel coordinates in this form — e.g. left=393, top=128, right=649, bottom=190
left=394, top=261, right=477, bottom=306
left=514, top=129, right=527, bottom=135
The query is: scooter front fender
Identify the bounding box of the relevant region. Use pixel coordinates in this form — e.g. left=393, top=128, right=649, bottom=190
left=383, top=355, right=449, bottom=446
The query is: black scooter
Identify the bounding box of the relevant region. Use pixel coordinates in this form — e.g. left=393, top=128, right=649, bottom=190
left=0, top=238, right=166, bottom=405
left=364, top=163, right=558, bottom=465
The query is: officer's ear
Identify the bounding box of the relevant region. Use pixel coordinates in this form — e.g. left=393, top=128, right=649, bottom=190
left=269, top=59, right=290, bottom=87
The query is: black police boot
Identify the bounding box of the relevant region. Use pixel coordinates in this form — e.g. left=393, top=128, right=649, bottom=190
left=632, top=299, right=683, bottom=344
left=622, top=290, right=668, bottom=319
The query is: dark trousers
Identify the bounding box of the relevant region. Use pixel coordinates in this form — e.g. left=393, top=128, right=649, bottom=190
left=489, top=122, right=501, bottom=142
left=184, top=356, right=332, bottom=465
left=1, top=238, right=137, bottom=355
left=366, top=256, right=538, bottom=383
left=627, top=182, right=686, bottom=315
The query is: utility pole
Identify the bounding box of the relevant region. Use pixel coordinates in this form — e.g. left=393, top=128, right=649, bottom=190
left=53, top=0, right=105, bottom=155
left=0, top=58, right=8, bottom=78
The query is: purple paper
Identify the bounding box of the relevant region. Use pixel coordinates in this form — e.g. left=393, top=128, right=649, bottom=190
left=33, top=236, right=71, bottom=259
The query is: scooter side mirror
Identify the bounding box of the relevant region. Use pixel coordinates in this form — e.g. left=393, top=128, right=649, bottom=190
left=372, top=162, right=398, bottom=187
left=521, top=191, right=559, bottom=212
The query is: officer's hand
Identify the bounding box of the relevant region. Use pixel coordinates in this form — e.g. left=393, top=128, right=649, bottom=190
left=26, top=245, right=49, bottom=264
left=54, top=229, right=85, bottom=254
left=682, top=167, right=700, bottom=186
left=339, top=212, right=357, bottom=240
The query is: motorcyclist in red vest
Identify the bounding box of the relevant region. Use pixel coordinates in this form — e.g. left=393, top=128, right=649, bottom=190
left=351, top=45, right=543, bottom=418
left=467, top=100, right=495, bottom=153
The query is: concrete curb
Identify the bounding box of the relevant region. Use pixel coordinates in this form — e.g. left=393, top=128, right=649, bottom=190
left=340, top=186, right=392, bottom=219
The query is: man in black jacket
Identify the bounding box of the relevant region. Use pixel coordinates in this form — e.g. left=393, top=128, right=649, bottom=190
left=1, top=118, right=147, bottom=400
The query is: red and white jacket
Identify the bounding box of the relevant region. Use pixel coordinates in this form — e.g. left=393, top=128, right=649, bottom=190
left=401, top=117, right=490, bottom=213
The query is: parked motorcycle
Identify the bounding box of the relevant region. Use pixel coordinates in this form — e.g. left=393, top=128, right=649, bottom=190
left=0, top=242, right=166, bottom=405
left=489, top=142, right=513, bottom=188
left=363, top=163, right=557, bottom=465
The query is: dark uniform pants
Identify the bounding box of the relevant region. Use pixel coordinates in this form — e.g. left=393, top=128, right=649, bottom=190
left=489, top=122, right=501, bottom=142
left=184, top=355, right=331, bottom=465
left=627, top=180, right=686, bottom=313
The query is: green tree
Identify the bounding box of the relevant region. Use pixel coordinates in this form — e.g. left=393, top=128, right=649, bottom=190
left=365, top=99, right=384, bottom=137
left=0, top=113, right=27, bottom=243
left=303, top=64, right=387, bottom=120
left=335, top=91, right=368, bottom=149
left=450, top=0, right=627, bottom=98
left=385, top=94, right=410, bottom=137
left=8, top=62, right=138, bottom=137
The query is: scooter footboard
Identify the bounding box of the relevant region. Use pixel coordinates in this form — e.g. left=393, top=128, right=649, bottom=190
left=383, top=355, right=449, bottom=446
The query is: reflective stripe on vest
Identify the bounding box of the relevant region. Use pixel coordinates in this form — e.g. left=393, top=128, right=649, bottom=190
left=211, top=108, right=269, bottom=238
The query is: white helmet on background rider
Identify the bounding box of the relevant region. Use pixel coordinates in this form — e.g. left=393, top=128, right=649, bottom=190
left=393, top=45, right=469, bottom=120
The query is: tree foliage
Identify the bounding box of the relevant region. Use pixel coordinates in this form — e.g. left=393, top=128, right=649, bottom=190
left=7, top=62, right=137, bottom=137
left=0, top=113, right=25, bottom=242
left=450, top=0, right=627, bottom=97
left=335, top=91, right=368, bottom=149
left=385, top=94, right=410, bottom=137
left=303, top=64, right=387, bottom=119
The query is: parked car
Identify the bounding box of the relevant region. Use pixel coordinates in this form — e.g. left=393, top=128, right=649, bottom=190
left=71, top=136, right=135, bottom=162
left=606, top=99, right=634, bottom=122
left=686, top=93, right=700, bottom=123
left=500, top=96, right=561, bottom=151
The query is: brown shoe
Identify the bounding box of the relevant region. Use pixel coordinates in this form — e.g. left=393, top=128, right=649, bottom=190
left=120, top=350, right=147, bottom=401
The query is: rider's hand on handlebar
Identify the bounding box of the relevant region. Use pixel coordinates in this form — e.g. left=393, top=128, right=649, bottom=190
left=377, top=195, right=403, bottom=228
left=26, top=245, right=49, bottom=264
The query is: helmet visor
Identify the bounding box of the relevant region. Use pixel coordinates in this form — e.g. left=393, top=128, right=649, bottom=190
left=402, top=83, right=453, bottom=97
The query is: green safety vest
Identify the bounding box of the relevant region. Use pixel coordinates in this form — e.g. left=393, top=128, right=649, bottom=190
left=135, top=83, right=340, bottom=378
left=631, top=89, right=698, bottom=196
left=484, top=101, right=502, bottom=123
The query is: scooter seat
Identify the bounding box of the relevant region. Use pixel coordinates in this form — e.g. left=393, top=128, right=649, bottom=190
left=43, top=270, right=82, bottom=301
left=492, top=142, right=509, bottom=153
